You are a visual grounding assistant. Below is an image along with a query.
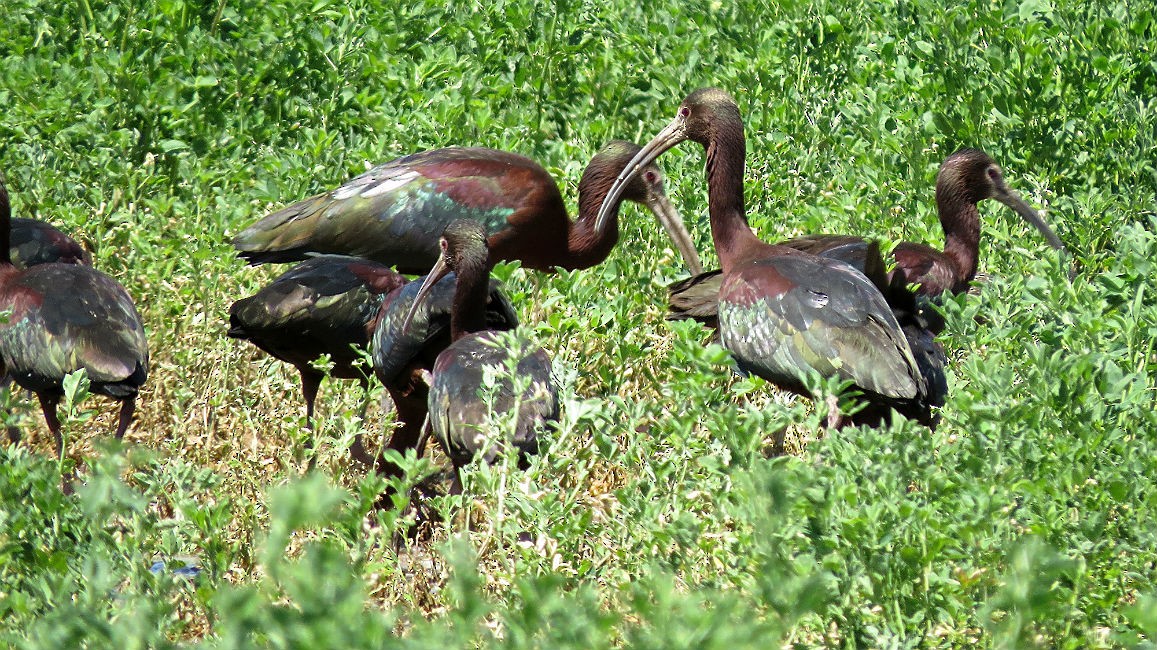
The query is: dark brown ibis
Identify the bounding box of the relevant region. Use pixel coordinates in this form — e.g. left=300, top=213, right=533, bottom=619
left=597, top=88, right=940, bottom=427
left=370, top=267, right=518, bottom=475
left=401, top=220, right=556, bottom=493
left=227, top=255, right=401, bottom=465
left=891, top=148, right=1065, bottom=296
left=227, top=251, right=517, bottom=479
left=233, top=141, right=703, bottom=275
left=0, top=176, right=149, bottom=471
left=2, top=216, right=92, bottom=442
left=667, top=148, right=1066, bottom=322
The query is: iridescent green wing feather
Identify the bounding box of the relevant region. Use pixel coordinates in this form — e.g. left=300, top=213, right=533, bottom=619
left=234, top=148, right=548, bottom=273
left=718, top=255, right=923, bottom=401
left=0, top=265, right=147, bottom=393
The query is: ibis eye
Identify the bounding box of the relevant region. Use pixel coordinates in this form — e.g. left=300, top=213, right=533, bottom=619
left=986, top=166, right=1003, bottom=184
left=679, top=106, right=691, bottom=118
left=644, top=170, right=658, bottom=185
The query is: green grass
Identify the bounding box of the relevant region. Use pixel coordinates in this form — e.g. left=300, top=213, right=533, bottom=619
left=1, top=0, right=1155, bottom=647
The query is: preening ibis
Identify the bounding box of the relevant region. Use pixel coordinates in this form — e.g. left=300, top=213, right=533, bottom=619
left=0, top=176, right=149, bottom=468
left=598, top=88, right=940, bottom=427
left=228, top=255, right=401, bottom=465
left=402, top=220, right=556, bottom=493
left=667, top=148, right=1066, bottom=320
left=233, top=141, right=703, bottom=275
left=371, top=269, right=518, bottom=472
left=10, top=217, right=92, bottom=268
left=2, top=216, right=91, bottom=441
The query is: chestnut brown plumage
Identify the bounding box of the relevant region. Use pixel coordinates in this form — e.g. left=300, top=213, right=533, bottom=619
left=598, top=89, right=940, bottom=427
left=0, top=176, right=148, bottom=479
left=234, top=141, right=702, bottom=275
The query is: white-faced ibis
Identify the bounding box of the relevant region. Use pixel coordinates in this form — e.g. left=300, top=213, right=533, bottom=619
left=10, top=217, right=92, bottom=268
left=370, top=264, right=518, bottom=479
left=597, top=88, right=940, bottom=427
left=228, top=255, right=401, bottom=464
left=2, top=215, right=92, bottom=441
left=402, top=220, right=556, bottom=493
left=889, top=148, right=1065, bottom=296
left=0, top=176, right=149, bottom=469
left=233, top=140, right=703, bottom=275
left=667, top=148, right=1066, bottom=320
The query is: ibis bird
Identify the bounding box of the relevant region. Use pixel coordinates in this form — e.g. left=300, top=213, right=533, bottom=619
left=370, top=268, right=518, bottom=475
left=228, top=255, right=517, bottom=472
left=597, top=88, right=940, bottom=427
left=0, top=176, right=149, bottom=471
left=233, top=140, right=703, bottom=275
left=667, top=148, right=1066, bottom=322
left=2, top=215, right=91, bottom=441
left=228, top=255, right=400, bottom=463
left=402, top=220, right=556, bottom=493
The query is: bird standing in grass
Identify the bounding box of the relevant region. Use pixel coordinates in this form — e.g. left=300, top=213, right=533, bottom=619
left=402, top=220, right=556, bottom=493
left=0, top=175, right=148, bottom=483
left=2, top=210, right=92, bottom=442
left=667, top=148, right=1067, bottom=320
left=598, top=88, right=939, bottom=427
left=370, top=268, right=518, bottom=478
left=228, top=255, right=401, bottom=465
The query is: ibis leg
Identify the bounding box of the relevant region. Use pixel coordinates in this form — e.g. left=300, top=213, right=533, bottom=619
left=378, top=385, right=429, bottom=476
left=114, top=397, right=137, bottom=440
left=448, top=466, right=464, bottom=496
left=299, top=370, right=323, bottom=472
left=38, top=393, right=63, bottom=459
left=300, top=369, right=322, bottom=430
left=371, top=386, right=431, bottom=511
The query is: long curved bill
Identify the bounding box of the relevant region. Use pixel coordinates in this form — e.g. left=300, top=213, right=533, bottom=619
left=994, top=188, right=1066, bottom=252
left=400, top=255, right=451, bottom=333
left=595, top=117, right=690, bottom=236
left=646, top=192, right=703, bottom=274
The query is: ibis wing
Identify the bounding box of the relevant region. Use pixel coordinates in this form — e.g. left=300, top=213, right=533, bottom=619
left=718, top=256, right=924, bottom=400
left=428, top=331, right=553, bottom=466
left=0, top=266, right=147, bottom=394
left=228, top=256, right=394, bottom=375
left=667, top=239, right=886, bottom=325
left=667, top=269, right=723, bottom=323
left=10, top=218, right=91, bottom=267
left=781, top=233, right=865, bottom=257
left=233, top=148, right=549, bottom=273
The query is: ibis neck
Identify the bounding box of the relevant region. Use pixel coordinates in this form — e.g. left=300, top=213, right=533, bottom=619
left=704, top=123, right=764, bottom=274
left=0, top=181, right=10, bottom=266
left=936, top=190, right=981, bottom=287
left=450, top=257, right=493, bottom=341
left=563, top=175, right=621, bottom=269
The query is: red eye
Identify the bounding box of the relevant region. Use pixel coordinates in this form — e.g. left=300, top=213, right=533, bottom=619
left=680, top=106, right=691, bottom=118
left=644, top=170, right=658, bottom=184
left=986, top=166, right=1002, bottom=183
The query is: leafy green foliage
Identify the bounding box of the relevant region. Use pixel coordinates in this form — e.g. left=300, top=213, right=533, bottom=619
left=0, top=0, right=1154, bottom=647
